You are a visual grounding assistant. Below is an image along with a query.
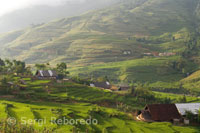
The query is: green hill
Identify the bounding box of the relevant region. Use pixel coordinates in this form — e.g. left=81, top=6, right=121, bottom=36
left=1, top=0, right=200, bottom=84
left=180, top=70, right=200, bottom=93
left=0, top=0, right=199, bottom=65
left=69, top=55, right=198, bottom=83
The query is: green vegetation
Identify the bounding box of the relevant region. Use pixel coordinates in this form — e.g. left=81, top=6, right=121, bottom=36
left=0, top=0, right=200, bottom=88
left=181, top=70, right=200, bottom=93
left=69, top=56, right=196, bottom=83
left=1, top=0, right=200, bottom=132
left=0, top=100, right=200, bottom=133
left=0, top=0, right=198, bottom=66
left=0, top=58, right=199, bottom=132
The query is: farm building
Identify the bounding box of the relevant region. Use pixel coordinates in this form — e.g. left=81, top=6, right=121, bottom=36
left=138, top=104, right=181, bottom=122
left=90, top=81, right=111, bottom=89
left=175, top=103, right=200, bottom=116
left=35, top=70, right=58, bottom=79
left=118, top=84, right=130, bottom=91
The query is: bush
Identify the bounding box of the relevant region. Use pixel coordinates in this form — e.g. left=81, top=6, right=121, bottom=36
left=185, top=111, right=198, bottom=122
left=132, top=86, right=155, bottom=102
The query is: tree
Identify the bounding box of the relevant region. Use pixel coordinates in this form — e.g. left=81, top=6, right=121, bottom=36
left=57, top=63, right=67, bottom=73
left=132, top=85, right=155, bottom=102
left=0, top=77, right=12, bottom=94
left=178, top=95, right=187, bottom=103
left=25, top=66, right=33, bottom=75
left=0, top=58, right=5, bottom=66
left=0, top=59, right=29, bottom=74
left=56, top=62, right=69, bottom=78
left=12, top=60, right=26, bottom=73
left=1, top=77, right=8, bottom=86
left=5, top=59, right=13, bottom=72
left=163, top=97, right=172, bottom=104
left=185, top=111, right=196, bottom=122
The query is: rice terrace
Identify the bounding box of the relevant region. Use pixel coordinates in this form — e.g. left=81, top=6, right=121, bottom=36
left=1, top=0, right=200, bottom=133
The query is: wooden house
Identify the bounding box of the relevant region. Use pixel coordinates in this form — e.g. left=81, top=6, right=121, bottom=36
left=118, top=84, right=130, bottom=91
left=138, top=104, right=181, bottom=122
left=90, top=81, right=111, bottom=89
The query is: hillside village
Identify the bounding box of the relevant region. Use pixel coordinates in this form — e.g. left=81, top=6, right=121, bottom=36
left=1, top=0, right=200, bottom=132
left=0, top=58, right=200, bottom=132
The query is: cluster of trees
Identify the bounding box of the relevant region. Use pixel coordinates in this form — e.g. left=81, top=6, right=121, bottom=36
left=0, top=76, right=16, bottom=95
left=165, top=58, right=187, bottom=74
left=0, top=58, right=31, bottom=74
left=130, top=83, right=189, bottom=104
left=0, top=58, right=69, bottom=78
left=181, top=31, right=200, bottom=58
left=131, top=85, right=156, bottom=103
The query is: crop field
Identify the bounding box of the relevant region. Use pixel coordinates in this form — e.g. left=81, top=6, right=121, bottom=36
left=0, top=76, right=200, bottom=132
left=9, top=77, right=200, bottom=109
left=69, top=56, right=197, bottom=83
left=0, top=100, right=200, bottom=133
left=20, top=79, right=142, bottom=109
left=154, top=92, right=200, bottom=103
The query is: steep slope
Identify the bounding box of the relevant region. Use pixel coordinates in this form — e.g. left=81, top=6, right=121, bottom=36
left=0, top=0, right=120, bottom=33
left=181, top=70, right=200, bottom=93
left=0, top=0, right=199, bottom=66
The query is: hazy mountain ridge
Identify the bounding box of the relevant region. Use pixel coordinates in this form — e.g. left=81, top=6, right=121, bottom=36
left=0, top=0, right=120, bottom=33
left=0, top=0, right=200, bottom=67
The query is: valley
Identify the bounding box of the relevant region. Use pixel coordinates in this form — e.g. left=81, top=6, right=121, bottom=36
left=1, top=0, right=200, bottom=132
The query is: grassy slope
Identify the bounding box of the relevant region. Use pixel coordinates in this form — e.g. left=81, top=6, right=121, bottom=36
left=0, top=0, right=198, bottom=65
left=69, top=56, right=197, bottom=83
left=181, top=70, right=200, bottom=92
left=0, top=0, right=199, bottom=85
left=1, top=100, right=200, bottom=133
left=0, top=76, right=200, bottom=132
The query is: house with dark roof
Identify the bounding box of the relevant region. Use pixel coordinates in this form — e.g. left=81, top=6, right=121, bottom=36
left=118, top=84, right=130, bottom=91
left=90, top=81, right=111, bottom=89
left=138, top=104, right=181, bottom=122
left=35, top=70, right=58, bottom=79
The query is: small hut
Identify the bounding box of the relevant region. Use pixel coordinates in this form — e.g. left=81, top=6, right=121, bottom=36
left=90, top=81, right=111, bottom=89
left=118, top=84, right=130, bottom=91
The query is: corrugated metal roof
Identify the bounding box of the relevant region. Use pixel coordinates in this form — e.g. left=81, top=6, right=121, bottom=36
left=36, top=70, right=57, bottom=77
left=48, top=70, right=53, bottom=77
left=175, top=103, right=200, bottom=115
left=39, top=70, right=44, bottom=77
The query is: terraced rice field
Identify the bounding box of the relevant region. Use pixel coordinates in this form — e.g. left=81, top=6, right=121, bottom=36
left=0, top=100, right=200, bottom=133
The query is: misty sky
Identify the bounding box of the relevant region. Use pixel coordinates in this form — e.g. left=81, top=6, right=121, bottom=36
left=0, top=0, right=85, bottom=16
